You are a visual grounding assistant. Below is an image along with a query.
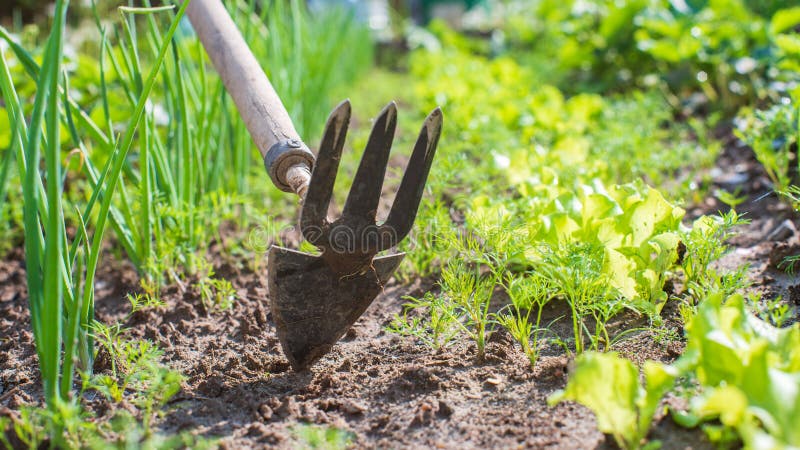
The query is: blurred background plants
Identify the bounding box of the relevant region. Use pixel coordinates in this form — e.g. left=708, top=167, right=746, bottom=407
left=500, top=0, right=800, bottom=114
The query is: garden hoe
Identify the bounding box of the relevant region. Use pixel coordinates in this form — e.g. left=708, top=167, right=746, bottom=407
left=187, top=0, right=442, bottom=370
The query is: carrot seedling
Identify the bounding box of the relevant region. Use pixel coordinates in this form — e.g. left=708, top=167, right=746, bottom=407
left=440, top=261, right=496, bottom=360
left=387, top=292, right=461, bottom=351
left=495, top=272, right=555, bottom=368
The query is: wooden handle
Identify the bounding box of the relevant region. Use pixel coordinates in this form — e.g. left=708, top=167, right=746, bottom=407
left=186, top=0, right=314, bottom=194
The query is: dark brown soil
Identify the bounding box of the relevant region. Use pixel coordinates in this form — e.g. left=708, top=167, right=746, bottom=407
left=1, top=130, right=797, bottom=448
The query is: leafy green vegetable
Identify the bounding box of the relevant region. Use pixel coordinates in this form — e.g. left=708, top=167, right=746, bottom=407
left=501, top=0, right=800, bottom=113
left=675, top=293, right=800, bottom=449
left=557, top=292, right=800, bottom=450
left=548, top=352, right=677, bottom=450
left=526, top=181, right=684, bottom=314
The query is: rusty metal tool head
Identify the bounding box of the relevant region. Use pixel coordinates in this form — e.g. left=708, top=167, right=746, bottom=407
left=187, top=0, right=442, bottom=371
left=269, top=100, right=442, bottom=370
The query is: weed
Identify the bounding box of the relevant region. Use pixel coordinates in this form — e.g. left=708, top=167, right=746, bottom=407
left=5, top=407, right=214, bottom=450
left=89, top=326, right=184, bottom=434
left=88, top=409, right=216, bottom=449
left=91, top=321, right=125, bottom=380
left=713, top=188, right=747, bottom=210
left=292, top=423, right=353, bottom=450
left=749, top=294, right=794, bottom=328
left=650, top=326, right=681, bottom=346
left=196, top=258, right=236, bottom=312
left=8, top=403, right=94, bottom=450
left=127, top=291, right=165, bottom=317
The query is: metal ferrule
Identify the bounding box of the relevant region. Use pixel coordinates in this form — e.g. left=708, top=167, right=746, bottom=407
left=264, top=139, right=315, bottom=193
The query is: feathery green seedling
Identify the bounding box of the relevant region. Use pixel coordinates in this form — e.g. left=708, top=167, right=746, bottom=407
left=196, top=257, right=236, bottom=312
left=537, top=243, right=620, bottom=354
left=680, top=210, right=749, bottom=301
left=127, top=292, right=165, bottom=317
left=9, top=403, right=93, bottom=450
left=495, top=272, right=555, bottom=368
left=749, top=294, right=793, bottom=328
left=439, top=261, right=496, bottom=360
left=387, top=292, right=461, bottom=351
left=90, top=322, right=184, bottom=433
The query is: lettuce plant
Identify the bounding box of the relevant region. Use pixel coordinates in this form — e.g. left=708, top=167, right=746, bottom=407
left=548, top=352, right=678, bottom=450
left=674, top=293, right=800, bottom=449
left=555, top=293, right=800, bottom=449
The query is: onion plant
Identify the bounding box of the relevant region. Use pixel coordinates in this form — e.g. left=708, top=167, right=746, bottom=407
left=0, top=129, right=11, bottom=212
left=0, top=0, right=189, bottom=436
left=4, top=0, right=373, bottom=291
left=67, top=0, right=375, bottom=286
left=0, top=124, right=12, bottom=255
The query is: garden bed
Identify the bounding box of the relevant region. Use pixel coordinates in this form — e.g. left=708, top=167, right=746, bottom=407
left=2, top=130, right=796, bottom=448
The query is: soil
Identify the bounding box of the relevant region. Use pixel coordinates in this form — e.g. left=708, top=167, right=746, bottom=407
left=1, top=131, right=798, bottom=449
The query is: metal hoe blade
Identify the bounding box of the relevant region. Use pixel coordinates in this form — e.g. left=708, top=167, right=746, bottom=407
left=269, top=100, right=443, bottom=370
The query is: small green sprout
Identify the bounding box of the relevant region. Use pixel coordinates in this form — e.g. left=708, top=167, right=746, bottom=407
left=127, top=292, right=165, bottom=317
left=196, top=257, right=236, bottom=312
left=292, top=424, right=353, bottom=450
left=387, top=292, right=460, bottom=351
left=713, top=188, right=746, bottom=210
left=440, top=260, right=496, bottom=360
left=495, top=272, right=555, bottom=368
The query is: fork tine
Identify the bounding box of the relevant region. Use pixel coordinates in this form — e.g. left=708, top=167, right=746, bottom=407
left=301, top=100, right=351, bottom=243
left=341, top=102, right=397, bottom=220
left=378, top=107, right=442, bottom=251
